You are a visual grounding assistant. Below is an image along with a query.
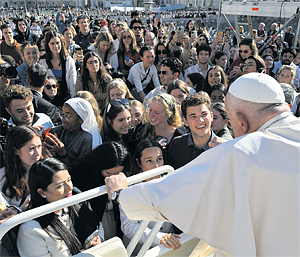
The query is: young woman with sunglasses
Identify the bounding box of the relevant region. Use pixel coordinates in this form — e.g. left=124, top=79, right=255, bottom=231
left=127, top=46, right=161, bottom=102
left=46, top=98, right=102, bottom=165
left=227, top=38, right=258, bottom=83
left=39, top=30, right=76, bottom=98
left=43, top=76, right=66, bottom=108
left=88, top=31, right=118, bottom=72
left=76, top=51, right=112, bottom=113
left=154, top=42, right=170, bottom=65
left=117, top=29, right=140, bottom=77
left=101, top=98, right=132, bottom=147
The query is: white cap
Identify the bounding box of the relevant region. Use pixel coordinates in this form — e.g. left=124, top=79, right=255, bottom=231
left=228, top=73, right=285, bottom=103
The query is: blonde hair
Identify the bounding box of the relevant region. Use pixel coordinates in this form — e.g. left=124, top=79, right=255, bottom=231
left=129, top=99, right=144, bottom=111
left=146, top=95, right=182, bottom=128
left=94, top=31, right=115, bottom=55
left=75, top=91, right=103, bottom=132
left=276, top=65, right=296, bottom=81
left=106, top=79, right=134, bottom=104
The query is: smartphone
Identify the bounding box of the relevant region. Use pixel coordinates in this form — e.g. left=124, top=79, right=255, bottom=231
left=225, top=28, right=230, bottom=36
left=177, top=26, right=184, bottom=35
left=75, top=47, right=82, bottom=55
left=156, top=136, right=168, bottom=144
left=84, top=230, right=99, bottom=247
left=125, top=56, right=130, bottom=62
left=217, top=31, right=224, bottom=36
left=191, top=30, right=197, bottom=37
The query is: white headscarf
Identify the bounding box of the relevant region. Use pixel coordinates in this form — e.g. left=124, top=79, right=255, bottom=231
left=65, top=98, right=102, bottom=149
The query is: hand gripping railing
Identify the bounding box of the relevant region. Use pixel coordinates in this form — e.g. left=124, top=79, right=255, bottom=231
left=0, top=165, right=174, bottom=253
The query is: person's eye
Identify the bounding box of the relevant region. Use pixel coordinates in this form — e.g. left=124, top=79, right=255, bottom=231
left=146, top=160, right=152, bottom=163
left=135, top=113, right=141, bottom=117
left=211, top=96, right=216, bottom=100
left=158, top=157, right=163, bottom=162
left=202, top=113, right=208, bottom=117
left=57, top=184, right=63, bottom=189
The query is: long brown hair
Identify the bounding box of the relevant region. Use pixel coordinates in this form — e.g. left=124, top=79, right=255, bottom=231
left=44, top=30, right=69, bottom=68
left=117, top=29, right=139, bottom=57
left=2, top=126, right=42, bottom=200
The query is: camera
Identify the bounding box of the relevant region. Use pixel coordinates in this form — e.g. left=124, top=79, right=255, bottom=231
left=0, top=63, right=17, bottom=78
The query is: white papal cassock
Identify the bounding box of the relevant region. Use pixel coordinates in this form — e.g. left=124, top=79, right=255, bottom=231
left=120, top=112, right=300, bottom=256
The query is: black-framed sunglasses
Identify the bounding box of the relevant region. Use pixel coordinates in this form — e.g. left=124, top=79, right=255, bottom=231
left=239, top=49, right=249, bottom=54
left=107, top=98, right=129, bottom=113
left=122, top=35, right=132, bottom=39
left=45, top=84, right=58, bottom=90
left=157, top=49, right=167, bottom=55
left=132, top=26, right=144, bottom=30
left=158, top=70, right=171, bottom=75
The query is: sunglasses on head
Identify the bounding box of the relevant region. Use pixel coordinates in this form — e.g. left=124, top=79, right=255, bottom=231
left=157, top=49, right=167, bottom=55
left=45, top=84, right=58, bottom=90
left=106, top=68, right=114, bottom=72
left=132, top=26, right=143, bottom=30
left=107, top=98, right=129, bottom=113
left=78, top=15, right=88, bottom=19
left=122, top=35, right=132, bottom=39
left=239, top=49, right=249, bottom=54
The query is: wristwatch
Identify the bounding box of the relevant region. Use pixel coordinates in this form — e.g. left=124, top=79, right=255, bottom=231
left=111, top=189, right=122, bottom=203
left=59, top=152, right=68, bottom=159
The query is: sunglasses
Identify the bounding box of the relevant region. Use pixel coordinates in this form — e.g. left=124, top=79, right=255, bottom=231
left=158, top=70, right=171, bottom=75
left=107, top=98, right=129, bottom=113
left=77, top=15, right=88, bottom=19
left=87, top=60, right=99, bottom=65
left=132, top=26, right=143, bottom=30
left=239, top=49, right=249, bottom=54
left=157, top=50, right=167, bottom=55
left=45, top=84, right=58, bottom=90
left=122, top=35, right=132, bottom=39
left=106, top=68, right=114, bottom=72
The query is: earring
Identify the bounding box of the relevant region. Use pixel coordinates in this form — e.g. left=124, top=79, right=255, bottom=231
left=42, top=195, right=46, bottom=198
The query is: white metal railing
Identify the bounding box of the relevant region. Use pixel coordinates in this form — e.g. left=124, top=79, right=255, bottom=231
left=0, top=165, right=174, bottom=255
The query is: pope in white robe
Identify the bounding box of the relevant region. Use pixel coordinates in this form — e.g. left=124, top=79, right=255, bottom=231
left=106, top=73, right=300, bottom=256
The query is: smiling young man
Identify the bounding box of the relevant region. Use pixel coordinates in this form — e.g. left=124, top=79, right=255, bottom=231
left=272, top=48, right=300, bottom=89
left=2, top=84, right=53, bottom=131
left=130, top=18, right=145, bottom=49
left=168, top=92, right=215, bottom=169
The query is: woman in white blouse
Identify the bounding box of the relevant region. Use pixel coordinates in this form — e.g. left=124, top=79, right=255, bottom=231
left=127, top=46, right=160, bottom=102
left=39, top=30, right=76, bottom=98
left=17, top=158, right=104, bottom=257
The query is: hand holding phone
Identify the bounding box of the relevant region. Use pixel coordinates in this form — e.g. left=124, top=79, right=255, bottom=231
left=125, top=56, right=130, bottom=62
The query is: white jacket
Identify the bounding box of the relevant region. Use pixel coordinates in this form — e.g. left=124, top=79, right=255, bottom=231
left=39, top=56, right=77, bottom=97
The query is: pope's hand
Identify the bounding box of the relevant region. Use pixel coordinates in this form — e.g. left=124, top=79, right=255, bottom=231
left=105, top=172, right=128, bottom=201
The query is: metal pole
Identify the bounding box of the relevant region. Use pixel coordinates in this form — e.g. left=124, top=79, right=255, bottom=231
left=216, top=0, right=222, bottom=33
left=259, top=12, right=300, bottom=55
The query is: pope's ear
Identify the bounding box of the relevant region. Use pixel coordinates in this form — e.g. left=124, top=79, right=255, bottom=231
left=235, top=112, right=249, bottom=136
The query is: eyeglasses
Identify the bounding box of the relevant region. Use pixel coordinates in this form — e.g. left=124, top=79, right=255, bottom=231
left=157, top=50, right=167, bottom=55
left=107, top=98, right=129, bottom=113
left=59, top=112, right=74, bottom=121
left=45, top=84, right=58, bottom=90
left=132, top=26, right=143, bottom=30
left=122, top=35, right=132, bottom=39
left=239, top=49, right=249, bottom=54
left=87, top=60, right=99, bottom=65
left=106, top=68, right=114, bottom=72
left=241, top=62, right=255, bottom=68
left=158, top=70, right=172, bottom=75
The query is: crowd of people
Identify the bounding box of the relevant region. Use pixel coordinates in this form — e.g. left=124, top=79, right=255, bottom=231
left=0, top=6, right=299, bottom=257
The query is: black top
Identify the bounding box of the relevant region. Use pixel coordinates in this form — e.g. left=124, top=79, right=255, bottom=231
left=168, top=132, right=214, bottom=170
left=73, top=31, right=92, bottom=50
